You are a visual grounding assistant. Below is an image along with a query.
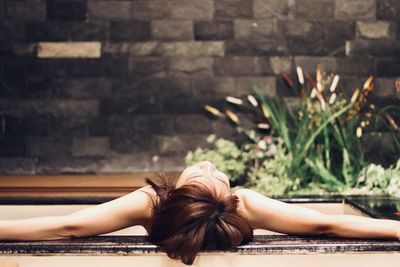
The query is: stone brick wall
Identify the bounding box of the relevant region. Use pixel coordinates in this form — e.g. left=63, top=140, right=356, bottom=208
left=0, top=0, right=399, bottom=174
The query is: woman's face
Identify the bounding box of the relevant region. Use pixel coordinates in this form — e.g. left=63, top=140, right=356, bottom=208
left=176, top=161, right=231, bottom=195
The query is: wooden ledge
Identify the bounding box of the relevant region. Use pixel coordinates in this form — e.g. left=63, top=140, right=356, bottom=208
left=0, top=172, right=181, bottom=198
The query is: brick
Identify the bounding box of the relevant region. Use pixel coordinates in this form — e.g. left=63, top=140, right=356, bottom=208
left=346, top=40, right=400, bottom=57
left=374, top=78, right=398, bottom=97
left=335, top=57, right=374, bottom=75
left=363, top=133, right=397, bottom=166
left=294, top=0, right=335, bottom=20
left=156, top=134, right=208, bottom=154
left=0, top=99, right=99, bottom=117
left=4, top=0, right=46, bottom=21
left=0, top=138, right=25, bottom=156
left=286, top=21, right=355, bottom=56
left=130, top=1, right=172, bottom=19
left=278, top=20, right=313, bottom=36
left=47, top=0, right=87, bottom=21
left=4, top=115, right=50, bottom=137
left=109, top=134, right=155, bottom=154
left=149, top=154, right=186, bottom=172
left=110, top=21, right=151, bottom=42
left=88, top=0, right=130, bottom=20
left=54, top=78, right=113, bottom=98
left=48, top=116, right=94, bottom=137
left=24, top=57, right=128, bottom=78
left=37, top=42, right=101, bottom=58
left=73, top=137, right=110, bottom=156
left=212, top=77, right=236, bottom=94
left=377, top=0, right=399, bottom=20
left=161, top=97, right=225, bottom=114
left=376, top=58, right=400, bottom=77
left=101, top=154, right=152, bottom=173
left=169, top=57, right=213, bottom=75
left=225, top=39, right=288, bottom=55
left=0, top=157, right=38, bottom=175
left=356, top=21, right=395, bottom=39
left=171, top=115, right=213, bottom=134
left=270, top=56, right=293, bottom=75
left=102, top=42, right=159, bottom=56
left=235, top=77, right=276, bottom=96
left=170, top=0, right=214, bottom=20
left=192, top=75, right=224, bottom=96
left=26, top=22, right=108, bottom=42
left=27, top=137, right=71, bottom=157
left=335, top=0, right=376, bottom=20
left=36, top=157, right=105, bottom=174
left=132, top=115, right=172, bottom=135
left=0, top=2, right=4, bottom=20
left=294, top=56, right=337, bottom=74
left=129, top=57, right=168, bottom=76
left=0, top=21, right=25, bottom=43
left=13, top=44, right=37, bottom=56
left=154, top=74, right=193, bottom=97
left=111, top=78, right=155, bottom=98
left=158, top=41, right=225, bottom=57
left=100, top=97, right=159, bottom=115
left=336, top=75, right=367, bottom=94
left=234, top=19, right=277, bottom=40
left=214, top=56, right=272, bottom=76
left=215, top=0, right=253, bottom=19
left=194, top=21, right=234, bottom=41
left=151, top=20, right=193, bottom=41
left=253, top=0, right=294, bottom=19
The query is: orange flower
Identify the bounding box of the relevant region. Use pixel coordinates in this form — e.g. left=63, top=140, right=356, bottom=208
left=351, top=89, right=360, bottom=104
left=226, top=110, right=240, bottom=124
left=261, top=104, right=270, bottom=118
left=363, top=76, right=374, bottom=91
left=226, top=96, right=243, bottom=105
left=247, top=95, right=258, bottom=107
left=386, top=114, right=399, bottom=130
left=204, top=105, right=222, bottom=117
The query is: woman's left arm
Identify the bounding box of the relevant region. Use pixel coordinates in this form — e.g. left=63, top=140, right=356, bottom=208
left=238, top=189, right=400, bottom=240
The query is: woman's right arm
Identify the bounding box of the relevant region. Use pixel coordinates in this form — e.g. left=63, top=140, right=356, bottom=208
left=0, top=187, right=153, bottom=241
left=238, top=189, right=400, bottom=240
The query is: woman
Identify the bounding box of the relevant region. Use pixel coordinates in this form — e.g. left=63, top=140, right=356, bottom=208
left=0, top=161, right=399, bottom=265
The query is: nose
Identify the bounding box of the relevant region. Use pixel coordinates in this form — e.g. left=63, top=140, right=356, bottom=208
left=197, top=161, right=216, bottom=172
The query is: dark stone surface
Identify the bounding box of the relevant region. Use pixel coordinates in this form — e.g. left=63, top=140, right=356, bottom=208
left=0, top=0, right=399, bottom=173
left=347, top=40, right=400, bottom=57
left=194, top=21, right=234, bottom=41
left=110, top=21, right=151, bottom=42
left=47, top=0, right=87, bottom=21
left=0, top=138, right=26, bottom=156
left=377, top=0, right=400, bottom=20
left=214, top=0, right=254, bottom=19
left=26, top=22, right=108, bottom=41
left=3, top=0, right=46, bottom=21
left=376, top=58, right=400, bottom=77
left=0, top=235, right=399, bottom=255
left=294, top=0, right=335, bottom=20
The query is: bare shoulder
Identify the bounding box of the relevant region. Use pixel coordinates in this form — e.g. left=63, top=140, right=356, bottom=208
left=233, top=188, right=259, bottom=220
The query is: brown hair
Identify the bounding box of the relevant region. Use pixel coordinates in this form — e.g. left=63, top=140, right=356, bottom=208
left=145, top=176, right=253, bottom=265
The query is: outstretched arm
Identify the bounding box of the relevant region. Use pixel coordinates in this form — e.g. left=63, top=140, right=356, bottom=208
left=238, top=189, right=400, bottom=240
left=0, top=187, right=153, bottom=241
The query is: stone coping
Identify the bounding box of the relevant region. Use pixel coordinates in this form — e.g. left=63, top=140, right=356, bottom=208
left=0, top=195, right=399, bottom=255
left=0, top=235, right=399, bottom=255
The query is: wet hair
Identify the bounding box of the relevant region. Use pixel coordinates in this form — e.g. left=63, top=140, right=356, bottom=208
left=145, top=175, right=253, bottom=265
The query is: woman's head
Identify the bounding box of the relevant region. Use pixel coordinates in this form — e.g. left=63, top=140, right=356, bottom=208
left=146, top=161, right=253, bottom=265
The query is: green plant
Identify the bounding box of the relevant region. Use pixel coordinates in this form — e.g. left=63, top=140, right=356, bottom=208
left=185, top=135, right=250, bottom=184
left=188, top=67, right=399, bottom=196
left=344, top=159, right=400, bottom=197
